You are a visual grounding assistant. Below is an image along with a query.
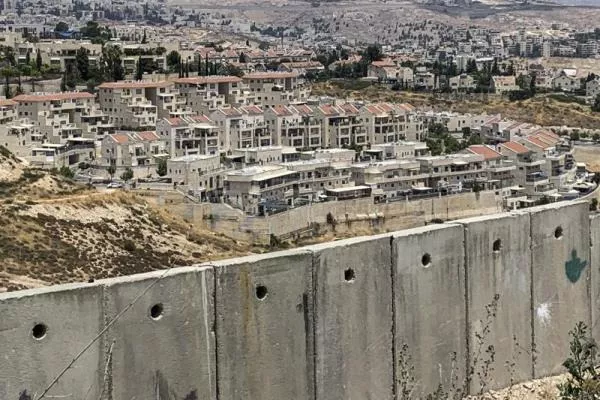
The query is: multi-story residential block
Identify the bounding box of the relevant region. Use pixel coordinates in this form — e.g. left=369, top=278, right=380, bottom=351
left=315, top=103, right=366, bottom=148
left=417, top=153, right=487, bottom=190
left=101, top=131, right=166, bottom=168
left=156, top=115, right=220, bottom=157
left=98, top=81, right=191, bottom=129
left=282, top=158, right=354, bottom=200
left=265, top=104, right=322, bottom=149
left=465, top=145, right=516, bottom=192
left=0, top=99, right=17, bottom=125
left=499, top=141, right=556, bottom=199
left=242, top=71, right=309, bottom=107
left=174, top=76, right=248, bottom=114
left=224, top=165, right=300, bottom=214
left=363, top=141, right=429, bottom=161
left=168, top=154, right=224, bottom=201
left=12, top=92, right=97, bottom=143
left=360, top=103, right=412, bottom=144
left=352, top=159, right=428, bottom=201
left=209, top=105, right=271, bottom=151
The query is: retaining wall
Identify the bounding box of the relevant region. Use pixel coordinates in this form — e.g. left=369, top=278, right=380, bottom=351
left=0, top=200, right=596, bottom=399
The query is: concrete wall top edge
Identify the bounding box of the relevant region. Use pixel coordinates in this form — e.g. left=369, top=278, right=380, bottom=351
left=512, top=199, right=588, bottom=215
left=0, top=266, right=213, bottom=300
left=391, top=222, right=463, bottom=238
left=304, top=231, right=394, bottom=252
left=204, top=247, right=312, bottom=267
left=0, top=280, right=102, bottom=302
left=97, top=265, right=213, bottom=287
left=452, top=211, right=519, bottom=224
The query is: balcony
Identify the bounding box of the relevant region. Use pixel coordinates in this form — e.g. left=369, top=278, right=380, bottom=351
left=526, top=173, right=549, bottom=183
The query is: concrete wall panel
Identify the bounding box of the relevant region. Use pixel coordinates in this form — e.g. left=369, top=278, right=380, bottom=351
left=310, top=234, right=394, bottom=400
left=212, top=250, right=314, bottom=400
left=591, top=214, right=600, bottom=344
left=0, top=283, right=104, bottom=400
left=456, top=213, right=533, bottom=393
left=102, top=266, right=216, bottom=400
left=392, top=224, right=466, bottom=397
left=527, top=201, right=591, bottom=378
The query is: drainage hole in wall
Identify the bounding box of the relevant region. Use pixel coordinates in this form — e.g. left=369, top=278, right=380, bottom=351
left=150, top=303, right=164, bottom=320
left=555, top=226, right=563, bottom=239
left=493, top=239, right=502, bottom=253
left=344, top=268, right=356, bottom=282
left=256, top=285, right=268, bottom=300
left=32, top=323, right=47, bottom=340
left=421, top=253, right=432, bottom=267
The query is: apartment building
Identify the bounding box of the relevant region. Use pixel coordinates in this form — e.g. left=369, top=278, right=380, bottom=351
left=552, top=71, right=581, bottom=92
left=448, top=74, right=476, bottom=91
left=417, top=153, right=487, bottom=190
left=363, top=141, right=429, bottom=161
left=173, top=76, right=249, bottom=114
left=12, top=92, right=97, bottom=143
left=465, top=145, right=516, bottom=192
left=98, top=80, right=190, bottom=129
left=0, top=99, right=17, bottom=125
left=156, top=115, right=220, bottom=157
left=168, top=154, right=224, bottom=200
left=586, top=78, right=600, bottom=101
left=264, top=104, right=322, bottom=149
left=499, top=141, right=556, bottom=199
left=242, top=71, right=309, bottom=107
left=315, top=103, right=366, bottom=148
left=101, top=131, right=166, bottom=168
left=282, top=158, right=354, bottom=200
left=352, top=159, right=428, bottom=201
left=360, top=103, right=411, bottom=144
left=209, top=105, right=271, bottom=151
left=0, top=119, right=43, bottom=158
left=224, top=165, right=300, bottom=214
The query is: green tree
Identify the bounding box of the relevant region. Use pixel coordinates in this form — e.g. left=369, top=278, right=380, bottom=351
left=75, top=47, right=90, bottom=81
left=166, top=50, right=181, bottom=72
left=362, top=44, right=383, bottom=64
left=55, top=22, right=69, bottom=33
left=25, top=50, right=31, bottom=66
left=593, top=133, right=600, bottom=142
left=120, top=167, right=134, bottom=182
left=135, top=59, right=143, bottom=80
left=36, top=49, right=42, bottom=72
left=141, top=30, right=147, bottom=44
left=107, top=164, right=116, bottom=180
left=58, top=165, right=74, bottom=179
left=571, top=131, right=581, bottom=141
left=102, top=44, right=124, bottom=82
left=156, top=158, right=167, bottom=177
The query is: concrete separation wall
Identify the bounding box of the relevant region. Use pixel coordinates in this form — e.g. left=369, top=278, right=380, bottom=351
left=0, top=200, right=596, bottom=399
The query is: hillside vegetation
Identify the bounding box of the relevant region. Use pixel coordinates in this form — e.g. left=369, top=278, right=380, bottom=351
left=0, top=147, right=254, bottom=292
left=312, top=81, right=600, bottom=129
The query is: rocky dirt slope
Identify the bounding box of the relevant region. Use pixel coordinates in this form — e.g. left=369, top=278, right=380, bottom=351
left=0, top=146, right=255, bottom=292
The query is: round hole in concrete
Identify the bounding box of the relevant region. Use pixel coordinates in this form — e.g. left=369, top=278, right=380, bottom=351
left=150, top=303, right=164, bottom=320
left=493, top=239, right=502, bottom=253
left=32, top=323, right=47, bottom=340
left=554, top=226, right=563, bottom=239
left=344, top=268, right=356, bottom=282
left=421, top=253, right=432, bottom=267
left=255, top=285, right=268, bottom=300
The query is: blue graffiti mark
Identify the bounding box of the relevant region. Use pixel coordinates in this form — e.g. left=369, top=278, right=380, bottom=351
left=565, top=249, right=587, bottom=283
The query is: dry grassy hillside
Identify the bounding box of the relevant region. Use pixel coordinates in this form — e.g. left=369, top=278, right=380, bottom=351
left=312, top=82, right=600, bottom=129
left=0, top=146, right=255, bottom=292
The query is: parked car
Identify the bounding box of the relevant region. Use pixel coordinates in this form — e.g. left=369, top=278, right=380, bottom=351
left=107, top=182, right=124, bottom=189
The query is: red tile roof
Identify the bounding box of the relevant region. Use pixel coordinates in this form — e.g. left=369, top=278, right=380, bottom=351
left=525, top=136, right=551, bottom=150
left=292, top=104, right=313, bottom=115
left=136, top=131, right=160, bottom=141
left=98, top=81, right=172, bottom=89
left=13, top=92, right=94, bottom=102
left=173, top=76, right=242, bottom=84
left=501, top=141, right=530, bottom=154
left=467, top=145, right=502, bottom=160
left=270, top=104, right=294, bottom=116
left=109, top=133, right=130, bottom=144
left=0, top=99, right=17, bottom=106
left=166, top=117, right=185, bottom=126
left=241, top=105, right=263, bottom=115
left=188, top=115, right=212, bottom=123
